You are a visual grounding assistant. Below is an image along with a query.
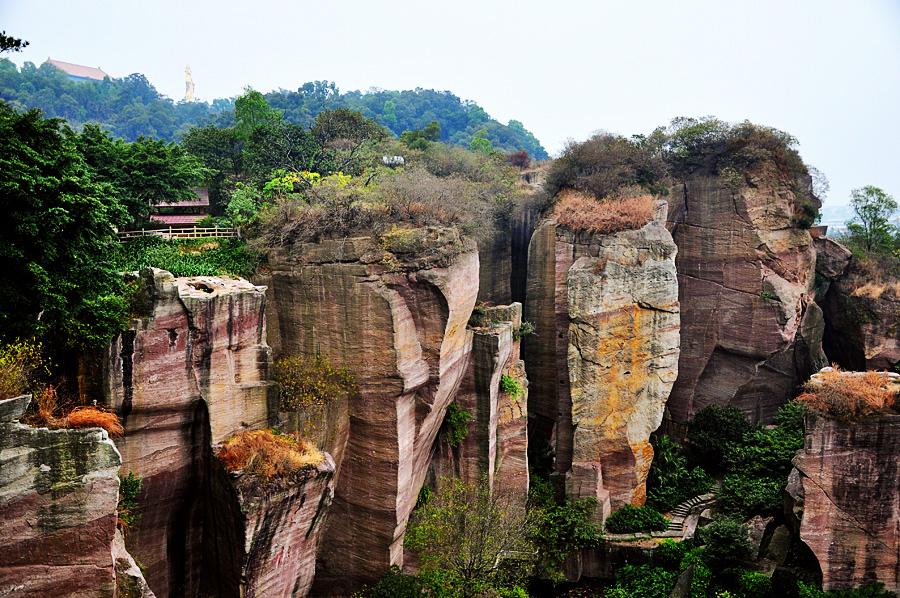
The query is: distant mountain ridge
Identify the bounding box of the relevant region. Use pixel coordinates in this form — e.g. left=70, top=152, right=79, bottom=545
left=0, top=59, right=548, bottom=158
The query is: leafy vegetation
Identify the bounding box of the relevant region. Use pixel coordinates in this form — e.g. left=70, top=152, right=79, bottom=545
left=117, top=471, right=143, bottom=529
left=499, top=374, right=525, bottom=400
left=216, top=428, right=323, bottom=480
left=113, top=237, right=260, bottom=278
left=0, top=103, right=133, bottom=354
left=272, top=354, right=357, bottom=412
left=687, top=404, right=754, bottom=472
left=646, top=434, right=714, bottom=512
left=695, top=518, right=753, bottom=569
left=798, top=581, right=898, bottom=598
left=605, top=564, right=679, bottom=598
left=0, top=340, right=46, bottom=400
left=443, top=402, right=472, bottom=448
left=404, top=477, right=533, bottom=597
left=841, top=185, right=899, bottom=256
left=0, top=60, right=547, bottom=157
left=512, top=321, right=535, bottom=341
left=604, top=504, right=668, bottom=534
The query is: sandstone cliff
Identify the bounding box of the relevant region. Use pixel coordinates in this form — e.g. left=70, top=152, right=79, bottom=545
left=0, top=394, right=138, bottom=597
left=787, top=371, right=900, bottom=592
left=103, top=268, right=276, bottom=596
left=430, top=303, right=530, bottom=503
left=263, top=227, right=479, bottom=593
left=666, top=172, right=825, bottom=426
left=816, top=238, right=900, bottom=371
left=524, top=202, right=679, bottom=510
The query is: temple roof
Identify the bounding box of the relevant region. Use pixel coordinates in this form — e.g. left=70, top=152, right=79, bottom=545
left=46, top=59, right=108, bottom=81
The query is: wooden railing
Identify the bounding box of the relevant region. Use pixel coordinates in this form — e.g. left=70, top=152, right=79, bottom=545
left=118, top=226, right=240, bottom=241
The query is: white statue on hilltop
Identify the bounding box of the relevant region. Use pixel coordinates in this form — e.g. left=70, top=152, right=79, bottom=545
left=184, top=65, right=195, bottom=102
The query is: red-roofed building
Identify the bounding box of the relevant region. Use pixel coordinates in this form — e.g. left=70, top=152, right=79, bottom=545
left=150, top=188, right=211, bottom=227
left=45, top=58, right=109, bottom=82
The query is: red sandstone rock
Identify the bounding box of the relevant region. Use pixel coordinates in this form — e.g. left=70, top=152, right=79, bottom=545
left=666, top=172, right=825, bottom=426
left=103, top=268, right=275, bottom=596
left=0, top=395, right=122, bottom=597
left=263, top=227, right=479, bottom=594
left=787, top=373, right=900, bottom=592
left=524, top=202, right=679, bottom=511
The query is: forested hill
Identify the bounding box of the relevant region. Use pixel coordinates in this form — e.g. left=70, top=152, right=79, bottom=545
left=0, top=59, right=548, bottom=158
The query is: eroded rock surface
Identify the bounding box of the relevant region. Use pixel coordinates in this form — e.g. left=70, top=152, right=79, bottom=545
left=0, top=395, right=122, bottom=597
left=104, top=268, right=274, bottom=596
left=666, top=173, right=825, bottom=426
left=263, top=227, right=479, bottom=593
left=524, top=202, right=679, bottom=510
left=788, top=399, right=900, bottom=591
left=431, top=303, right=530, bottom=503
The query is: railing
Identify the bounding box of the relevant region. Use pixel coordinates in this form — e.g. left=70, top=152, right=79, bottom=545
left=118, top=226, right=240, bottom=241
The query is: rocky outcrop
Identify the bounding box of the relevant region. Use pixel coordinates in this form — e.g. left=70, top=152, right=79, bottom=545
left=103, top=268, right=275, bottom=597
left=263, top=227, right=479, bottom=593
left=431, top=303, right=530, bottom=503
left=816, top=240, right=900, bottom=371
left=0, top=394, right=123, bottom=597
left=208, top=457, right=336, bottom=598
left=524, top=202, right=679, bottom=510
left=666, top=172, right=825, bottom=426
left=787, top=372, right=900, bottom=592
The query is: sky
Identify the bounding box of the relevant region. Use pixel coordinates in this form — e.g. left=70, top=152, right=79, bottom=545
left=2, top=0, right=899, bottom=210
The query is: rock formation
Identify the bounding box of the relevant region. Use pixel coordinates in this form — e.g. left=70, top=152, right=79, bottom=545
left=524, top=200, right=680, bottom=510
left=263, top=227, right=479, bottom=593
left=103, top=268, right=276, bottom=596
left=787, top=371, right=900, bottom=592
left=815, top=238, right=899, bottom=371
left=0, top=394, right=141, bottom=597
left=666, top=172, right=825, bottom=426
left=431, top=303, right=530, bottom=503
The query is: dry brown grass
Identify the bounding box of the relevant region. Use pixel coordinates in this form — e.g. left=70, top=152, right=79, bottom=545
left=852, top=280, right=900, bottom=300
left=26, top=385, right=124, bottom=437
left=552, top=189, right=654, bottom=235
left=798, top=367, right=898, bottom=420
left=217, top=429, right=324, bottom=480
left=65, top=407, right=125, bottom=437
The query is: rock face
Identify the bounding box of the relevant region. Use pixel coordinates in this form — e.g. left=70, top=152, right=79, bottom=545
left=816, top=239, right=900, bottom=371
left=207, top=457, right=336, bottom=598
left=103, top=268, right=275, bottom=597
left=666, top=173, right=825, bottom=426
left=431, top=303, right=530, bottom=503
left=787, top=376, right=900, bottom=592
left=263, top=227, right=479, bottom=593
left=0, top=394, right=122, bottom=597
left=524, top=202, right=680, bottom=510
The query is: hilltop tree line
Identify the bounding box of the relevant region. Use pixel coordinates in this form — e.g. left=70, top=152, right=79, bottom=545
left=0, top=59, right=547, bottom=158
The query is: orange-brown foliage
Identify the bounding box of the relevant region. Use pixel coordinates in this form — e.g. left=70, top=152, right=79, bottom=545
left=552, top=189, right=654, bottom=235
left=65, top=407, right=125, bottom=437
left=797, top=367, right=898, bottom=420
left=217, top=429, right=324, bottom=480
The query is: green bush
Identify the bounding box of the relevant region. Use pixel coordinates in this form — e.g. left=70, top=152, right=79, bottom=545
left=798, top=581, right=898, bottom=598
left=687, top=405, right=752, bottom=471
left=654, top=538, right=690, bottom=570
left=272, top=354, right=357, bottom=412
left=696, top=518, right=752, bottom=569
left=605, top=504, right=668, bottom=534
left=605, top=564, right=678, bottom=598
left=117, top=471, right=143, bottom=528
left=736, top=569, right=773, bottom=597
left=443, top=402, right=472, bottom=448
left=717, top=474, right=785, bottom=520
left=646, top=435, right=714, bottom=512
left=513, top=321, right=535, bottom=341
left=114, top=237, right=260, bottom=278
left=499, top=374, right=524, bottom=399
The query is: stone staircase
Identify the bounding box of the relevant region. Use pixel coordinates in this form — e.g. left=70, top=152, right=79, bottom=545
left=665, top=491, right=716, bottom=534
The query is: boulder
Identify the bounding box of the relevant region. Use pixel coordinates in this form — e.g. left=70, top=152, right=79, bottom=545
left=263, top=227, right=479, bottom=593
left=0, top=395, right=122, bottom=597
left=103, top=268, right=275, bottom=596
left=524, top=203, right=680, bottom=509
left=788, top=396, right=900, bottom=592
left=666, top=172, right=825, bottom=426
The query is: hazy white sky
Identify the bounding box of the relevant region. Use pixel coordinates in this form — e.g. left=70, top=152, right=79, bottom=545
left=3, top=0, right=899, bottom=208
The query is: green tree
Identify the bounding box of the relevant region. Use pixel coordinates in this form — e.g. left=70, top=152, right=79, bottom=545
left=76, top=124, right=207, bottom=224
left=696, top=518, right=752, bottom=569
left=181, top=124, right=242, bottom=213
left=0, top=31, right=28, bottom=54
left=405, top=477, right=534, bottom=597
left=469, top=129, right=493, bottom=155
left=234, top=88, right=282, bottom=141
left=846, top=185, right=898, bottom=254
left=0, top=103, right=128, bottom=352
left=687, top=405, right=752, bottom=471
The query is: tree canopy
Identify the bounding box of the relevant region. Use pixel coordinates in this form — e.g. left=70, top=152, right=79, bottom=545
left=845, top=185, right=899, bottom=255
left=0, top=60, right=547, bottom=158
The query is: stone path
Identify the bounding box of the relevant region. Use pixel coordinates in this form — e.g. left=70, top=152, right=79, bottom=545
left=604, top=490, right=717, bottom=543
